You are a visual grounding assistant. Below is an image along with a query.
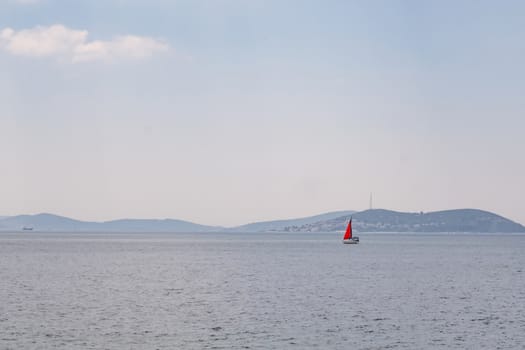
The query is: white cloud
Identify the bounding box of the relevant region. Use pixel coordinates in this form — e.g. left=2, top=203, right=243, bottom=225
left=73, top=35, right=169, bottom=63
left=1, top=25, right=87, bottom=57
left=0, top=24, right=169, bottom=63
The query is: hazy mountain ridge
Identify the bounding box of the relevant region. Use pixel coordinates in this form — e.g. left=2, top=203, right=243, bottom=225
left=283, top=209, right=525, bottom=233
left=229, top=210, right=355, bottom=232
left=1, top=209, right=523, bottom=233
left=100, top=219, right=220, bottom=232
left=0, top=213, right=220, bottom=232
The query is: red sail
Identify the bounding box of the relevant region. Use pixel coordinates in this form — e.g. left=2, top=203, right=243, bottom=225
left=343, top=219, right=352, bottom=240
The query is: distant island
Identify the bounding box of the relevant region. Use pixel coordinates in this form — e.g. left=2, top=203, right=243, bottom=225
left=282, top=209, right=525, bottom=233
left=0, top=209, right=523, bottom=233
left=0, top=214, right=220, bottom=233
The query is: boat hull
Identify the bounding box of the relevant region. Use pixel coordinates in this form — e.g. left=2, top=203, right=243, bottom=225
left=343, top=238, right=359, bottom=244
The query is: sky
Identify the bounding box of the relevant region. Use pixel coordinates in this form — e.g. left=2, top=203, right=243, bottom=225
left=1, top=0, right=524, bottom=226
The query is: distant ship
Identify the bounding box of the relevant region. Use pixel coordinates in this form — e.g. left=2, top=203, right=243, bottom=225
left=342, top=218, right=359, bottom=244
left=22, top=227, right=33, bottom=231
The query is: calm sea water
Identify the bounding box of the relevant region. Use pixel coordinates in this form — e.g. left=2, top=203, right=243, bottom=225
left=1, top=232, right=524, bottom=349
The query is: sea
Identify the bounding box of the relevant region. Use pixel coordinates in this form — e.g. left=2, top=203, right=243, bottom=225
left=1, top=232, right=524, bottom=349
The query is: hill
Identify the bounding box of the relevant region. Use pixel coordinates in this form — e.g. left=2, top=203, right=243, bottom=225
left=283, top=209, right=525, bottom=233
left=0, top=213, right=220, bottom=232
left=229, top=210, right=355, bottom=232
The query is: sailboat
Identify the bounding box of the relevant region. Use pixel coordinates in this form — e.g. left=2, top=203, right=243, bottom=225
left=342, top=217, right=359, bottom=244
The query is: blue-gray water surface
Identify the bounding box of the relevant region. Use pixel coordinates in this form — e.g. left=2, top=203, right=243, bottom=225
left=1, top=232, right=524, bottom=349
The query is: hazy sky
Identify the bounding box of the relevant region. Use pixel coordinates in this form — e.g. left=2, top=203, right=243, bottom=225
left=1, top=0, right=524, bottom=226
